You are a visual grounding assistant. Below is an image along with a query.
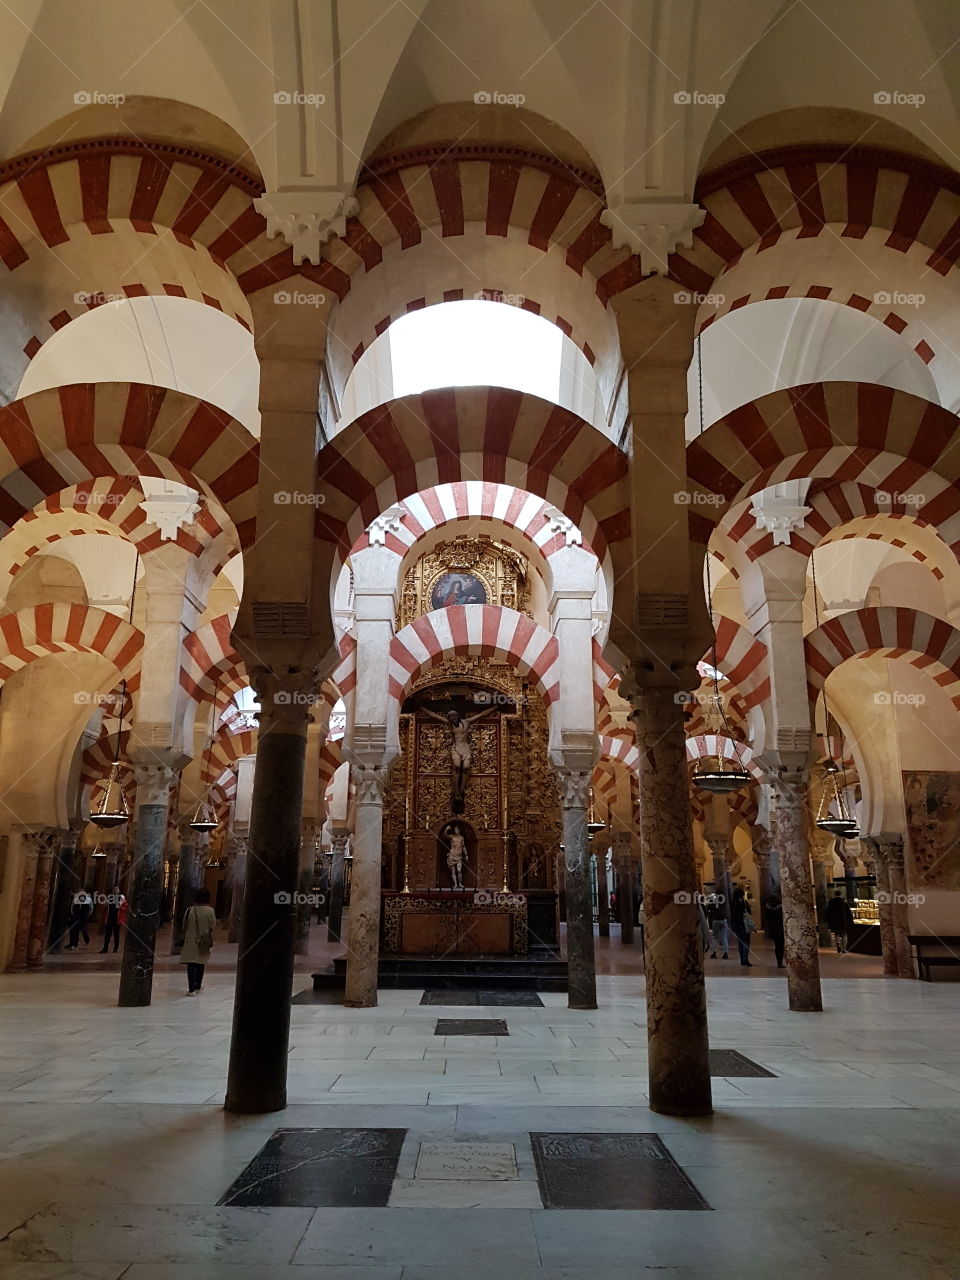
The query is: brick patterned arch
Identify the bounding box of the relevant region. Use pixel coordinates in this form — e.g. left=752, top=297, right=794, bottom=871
left=0, top=602, right=141, bottom=683
left=0, top=384, right=259, bottom=547
left=805, top=606, right=960, bottom=710
left=318, top=737, right=344, bottom=791
left=316, top=388, right=630, bottom=575
left=388, top=606, right=560, bottom=707
left=686, top=383, right=960, bottom=545
left=205, top=727, right=257, bottom=784
left=711, top=617, right=770, bottom=711
left=1, top=478, right=237, bottom=584
left=180, top=614, right=240, bottom=704
left=670, top=144, right=960, bottom=296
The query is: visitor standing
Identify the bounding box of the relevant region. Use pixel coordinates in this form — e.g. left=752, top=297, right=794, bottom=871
left=729, top=886, right=753, bottom=966
left=706, top=894, right=728, bottom=959
left=99, top=887, right=126, bottom=953
left=825, top=890, right=855, bottom=954
left=65, top=889, right=93, bottom=950
left=764, top=893, right=785, bottom=968
left=180, top=888, right=217, bottom=994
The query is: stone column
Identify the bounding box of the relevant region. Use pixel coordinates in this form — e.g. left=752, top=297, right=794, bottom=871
left=344, top=763, right=388, bottom=1007
left=118, top=762, right=176, bottom=1007
left=26, top=831, right=60, bottom=969
left=326, top=829, right=348, bottom=942
left=227, top=838, right=248, bottom=943
left=48, top=830, right=81, bottom=953
left=225, top=668, right=315, bottom=1113
left=558, top=767, right=597, bottom=1009
left=811, top=853, right=833, bottom=947
left=170, top=827, right=200, bottom=954
left=9, top=830, right=42, bottom=970
left=862, top=838, right=898, bottom=976
left=612, top=830, right=635, bottom=944
left=296, top=817, right=319, bottom=956
left=768, top=765, right=822, bottom=1012
left=626, top=669, right=712, bottom=1117
left=881, top=836, right=914, bottom=978
left=596, top=846, right=610, bottom=937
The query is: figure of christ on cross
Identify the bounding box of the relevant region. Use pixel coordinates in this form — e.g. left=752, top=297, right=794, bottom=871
left=420, top=705, right=497, bottom=809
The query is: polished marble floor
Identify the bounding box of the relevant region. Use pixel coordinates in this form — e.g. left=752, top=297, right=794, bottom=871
left=0, top=965, right=958, bottom=1277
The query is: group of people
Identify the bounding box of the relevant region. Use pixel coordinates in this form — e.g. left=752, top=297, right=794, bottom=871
left=700, top=887, right=785, bottom=968
left=65, top=887, right=128, bottom=952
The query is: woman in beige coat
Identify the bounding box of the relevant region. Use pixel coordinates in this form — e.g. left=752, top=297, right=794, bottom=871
left=180, top=888, right=216, bottom=995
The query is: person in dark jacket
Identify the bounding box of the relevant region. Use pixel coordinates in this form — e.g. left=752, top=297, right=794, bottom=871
left=65, top=890, right=93, bottom=950
left=825, top=890, right=855, bottom=954
left=100, top=887, right=126, bottom=953
left=764, top=894, right=785, bottom=968
left=729, top=886, right=753, bottom=966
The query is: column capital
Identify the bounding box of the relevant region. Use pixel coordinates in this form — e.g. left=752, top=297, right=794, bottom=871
left=600, top=200, right=705, bottom=277
left=132, top=762, right=178, bottom=807
left=254, top=189, right=359, bottom=265
left=354, top=762, right=389, bottom=806
left=250, top=664, right=322, bottom=737
left=555, top=766, right=592, bottom=811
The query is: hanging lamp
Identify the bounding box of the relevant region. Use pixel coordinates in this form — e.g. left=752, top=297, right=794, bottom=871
left=188, top=674, right=221, bottom=833
left=810, top=554, right=859, bottom=837
left=691, top=333, right=751, bottom=795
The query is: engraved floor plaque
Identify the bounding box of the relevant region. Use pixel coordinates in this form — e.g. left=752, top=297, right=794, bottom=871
left=415, top=1142, right=518, bottom=1181
left=531, top=1132, right=710, bottom=1210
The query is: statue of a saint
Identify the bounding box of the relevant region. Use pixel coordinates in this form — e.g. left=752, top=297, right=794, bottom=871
left=421, top=705, right=495, bottom=808
left=444, top=824, right=467, bottom=889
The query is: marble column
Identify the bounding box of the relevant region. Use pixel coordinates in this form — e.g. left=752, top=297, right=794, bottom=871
left=811, top=854, right=833, bottom=947
left=170, top=830, right=200, bottom=954
left=863, top=839, right=898, bottom=976
left=225, top=669, right=314, bottom=1113
left=296, top=817, right=319, bottom=956
left=596, top=847, right=610, bottom=938
left=613, top=831, right=635, bottom=945
left=47, top=831, right=81, bottom=953
left=227, top=839, right=248, bottom=943
left=768, top=766, right=822, bottom=1012
left=627, top=673, right=712, bottom=1117
left=558, top=767, right=597, bottom=1009
left=751, top=825, right=779, bottom=904
left=9, top=830, right=42, bottom=970
left=882, top=837, right=915, bottom=978
left=26, top=831, right=59, bottom=969
left=118, top=763, right=176, bottom=1007
left=840, top=848, right=859, bottom=904
left=344, top=763, right=387, bottom=1008
left=326, top=830, right=348, bottom=942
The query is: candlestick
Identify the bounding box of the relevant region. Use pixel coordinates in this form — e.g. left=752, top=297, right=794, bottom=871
left=402, top=830, right=410, bottom=894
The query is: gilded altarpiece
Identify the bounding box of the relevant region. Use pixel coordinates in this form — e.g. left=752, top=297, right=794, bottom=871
left=398, top=534, right=531, bottom=627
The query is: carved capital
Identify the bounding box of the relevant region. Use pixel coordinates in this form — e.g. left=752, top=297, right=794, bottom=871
left=750, top=497, right=812, bottom=547
left=21, top=828, right=62, bottom=857
left=330, top=832, right=349, bottom=857
left=132, top=763, right=177, bottom=807
left=368, top=506, right=404, bottom=546
left=544, top=506, right=582, bottom=547
left=139, top=489, right=202, bottom=541
left=766, top=765, right=810, bottom=810
left=254, top=189, right=359, bottom=265
left=556, top=766, right=591, bottom=811
left=354, top=762, right=388, bottom=806
left=600, top=200, right=705, bottom=276
left=250, top=665, right=321, bottom=736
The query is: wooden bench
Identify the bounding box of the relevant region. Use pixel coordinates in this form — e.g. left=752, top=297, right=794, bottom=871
left=908, top=935, right=960, bottom=981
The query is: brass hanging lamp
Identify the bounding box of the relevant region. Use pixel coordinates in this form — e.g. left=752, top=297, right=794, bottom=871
left=188, top=674, right=220, bottom=833
left=810, top=553, right=859, bottom=837
left=90, top=555, right=139, bottom=829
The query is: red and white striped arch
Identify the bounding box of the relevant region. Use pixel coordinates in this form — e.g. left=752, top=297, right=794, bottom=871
left=348, top=481, right=602, bottom=566
left=180, top=614, right=240, bottom=705
left=805, top=607, right=960, bottom=710
left=205, top=727, right=257, bottom=784
left=0, top=603, right=142, bottom=684
left=388, top=606, right=560, bottom=707
left=0, top=384, right=259, bottom=547
left=712, top=617, right=770, bottom=711
left=670, top=145, right=960, bottom=297
left=686, top=383, right=960, bottom=546
left=316, top=388, right=630, bottom=573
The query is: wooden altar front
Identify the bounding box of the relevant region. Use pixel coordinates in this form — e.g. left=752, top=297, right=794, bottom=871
left=381, top=890, right=528, bottom=956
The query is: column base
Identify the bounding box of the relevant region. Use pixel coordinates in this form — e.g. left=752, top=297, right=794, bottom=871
left=343, top=995, right=378, bottom=1009
left=649, top=1098, right=714, bottom=1118
left=224, top=1091, right=287, bottom=1115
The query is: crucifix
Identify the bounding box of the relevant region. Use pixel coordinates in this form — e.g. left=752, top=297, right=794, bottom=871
left=421, top=705, right=496, bottom=809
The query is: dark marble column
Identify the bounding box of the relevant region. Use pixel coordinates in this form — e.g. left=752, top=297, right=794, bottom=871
left=227, top=840, right=248, bottom=943
left=627, top=672, right=712, bottom=1117
left=557, top=767, right=597, bottom=1010
left=326, top=831, right=348, bottom=942
left=862, top=839, right=898, bottom=976
left=26, top=831, right=59, bottom=969
left=170, top=832, right=199, bottom=954
left=613, top=833, right=635, bottom=945
left=48, top=832, right=81, bottom=953
left=225, top=669, right=313, bottom=1113
left=296, top=818, right=319, bottom=956
left=118, top=764, right=175, bottom=1007
left=769, top=766, right=822, bottom=1012
left=883, top=837, right=915, bottom=978
left=596, top=848, right=610, bottom=938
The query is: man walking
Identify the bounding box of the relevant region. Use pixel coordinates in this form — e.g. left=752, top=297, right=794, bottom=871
left=825, top=890, right=855, bottom=954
